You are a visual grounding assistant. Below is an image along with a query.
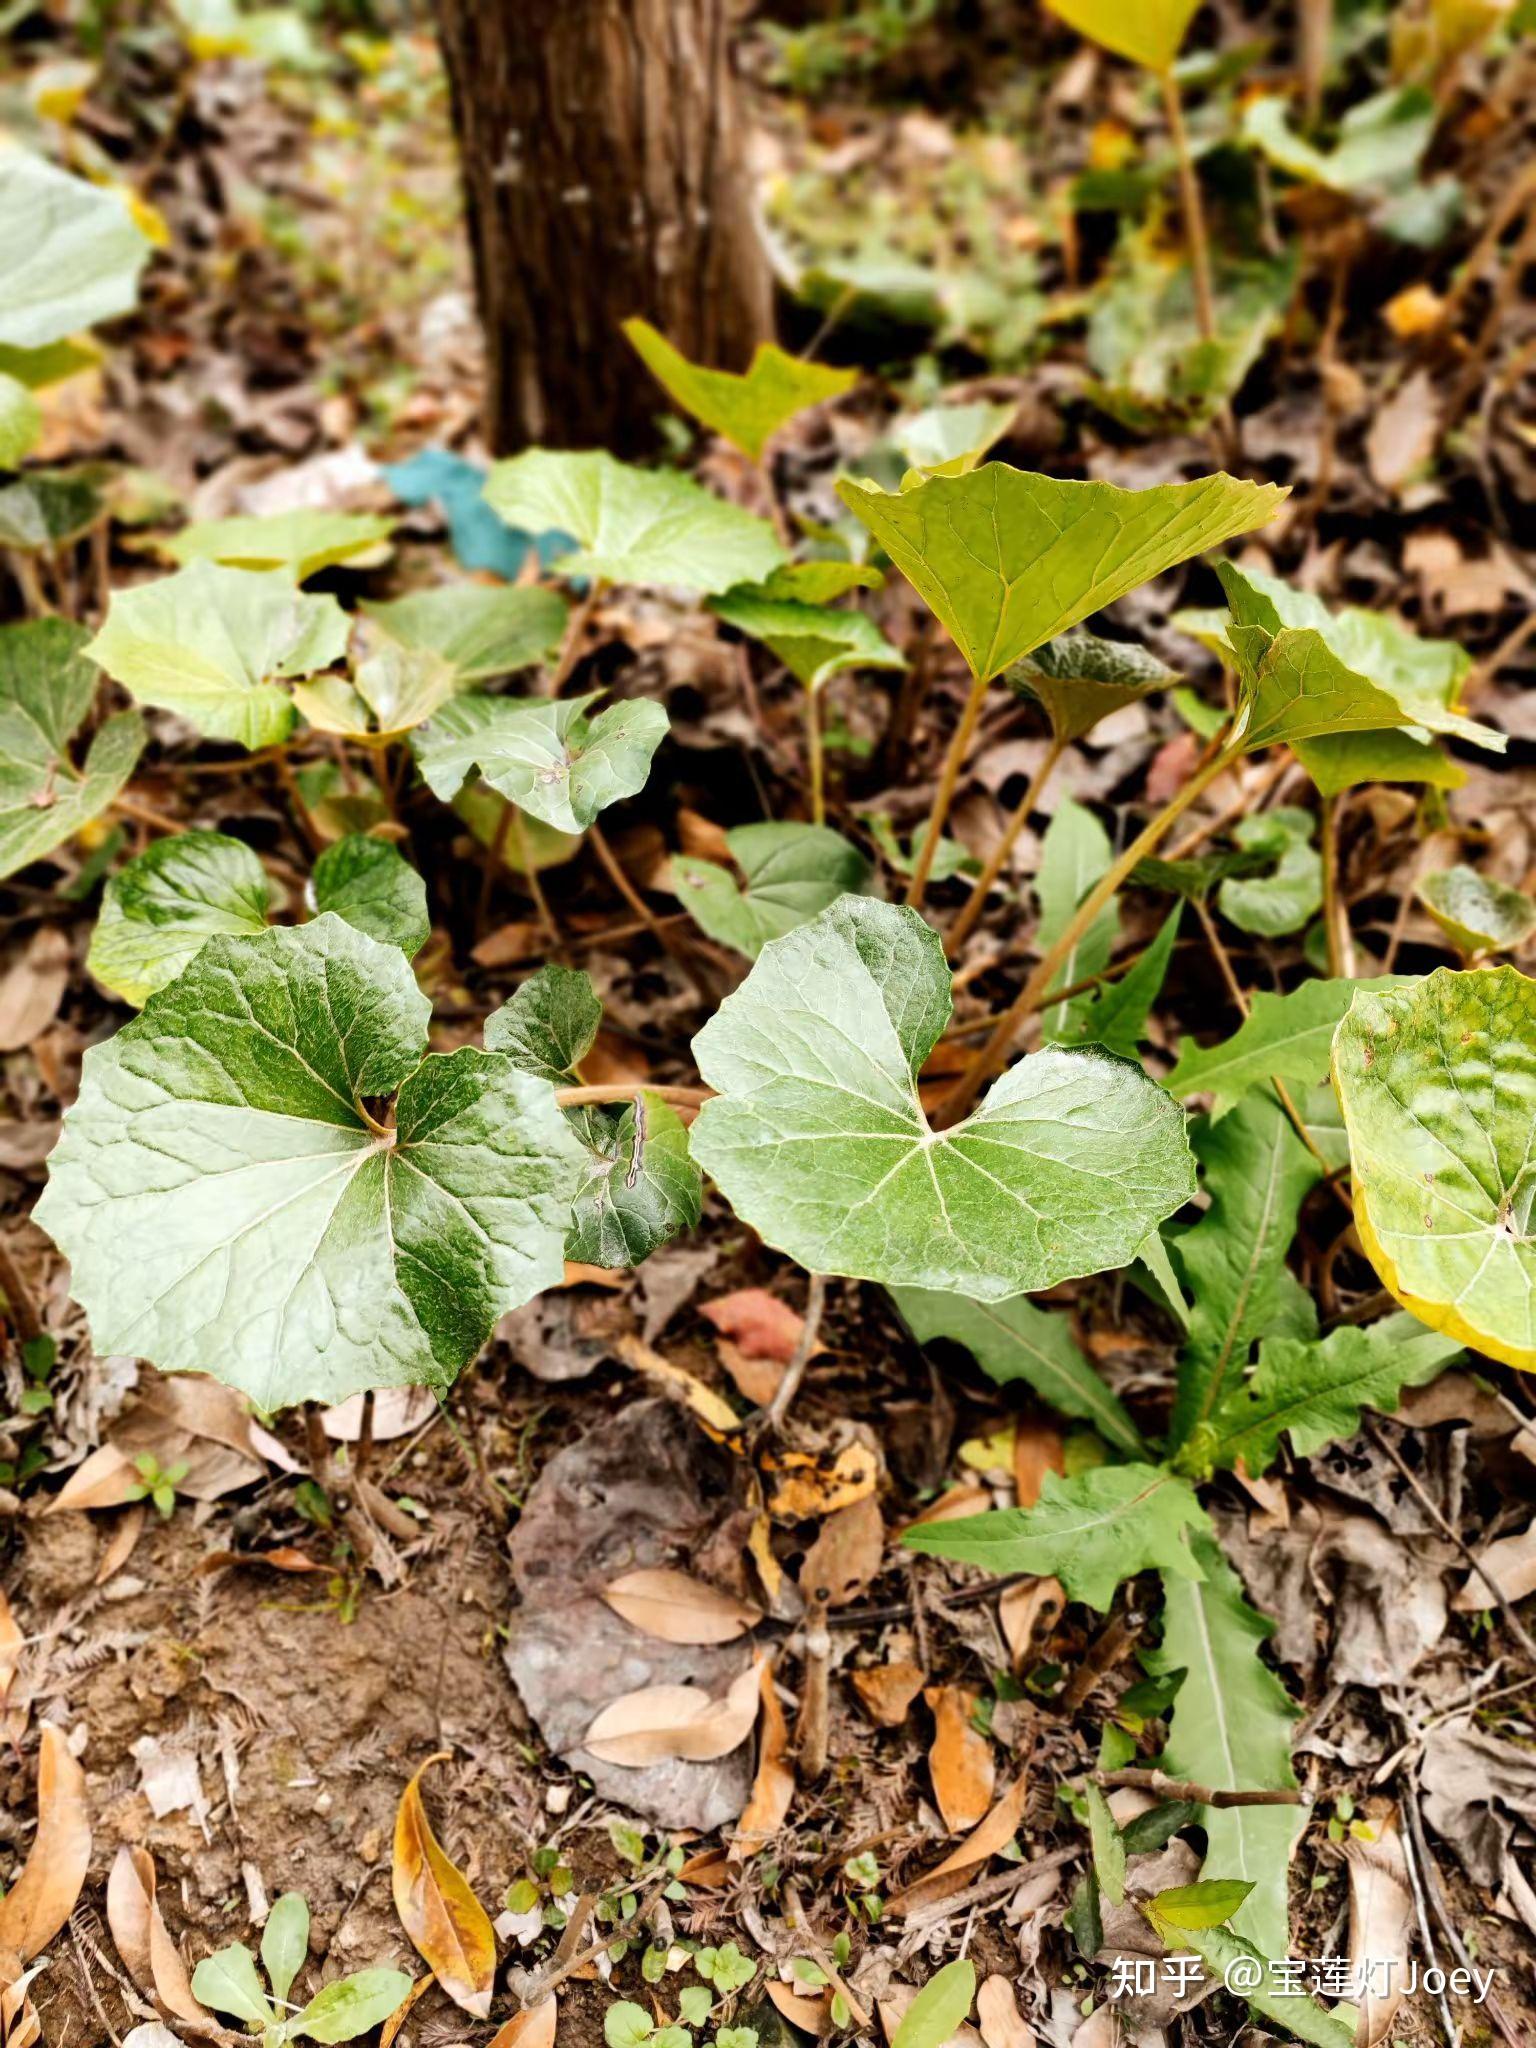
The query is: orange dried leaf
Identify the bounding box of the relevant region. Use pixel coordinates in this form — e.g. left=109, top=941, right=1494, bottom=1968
left=798, top=1495, right=884, bottom=1609
left=391, top=1753, right=497, bottom=2019
left=976, top=1975, right=1035, bottom=2048
left=924, top=1686, right=995, bottom=1833
left=0, top=1726, right=92, bottom=1961
left=851, top=1661, right=927, bottom=1730
left=889, top=1775, right=1030, bottom=1917
left=489, top=1997, right=559, bottom=2048
left=767, top=1445, right=877, bottom=1521
left=997, top=1578, right=1064, bottom=1672
left=766, top=1981, right=830, bottom=2033
left=730, top=1659, right=793, bottom=1861
left=106, top=1845, right=210, bottom=2028
left=1011, top=1421, right=1064, bottom=1510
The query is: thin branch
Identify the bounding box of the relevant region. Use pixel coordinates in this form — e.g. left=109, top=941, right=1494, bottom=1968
left=554, top=1082, right=713, bottom=1112
left=1094, top=1767, right=1307, bottom=1809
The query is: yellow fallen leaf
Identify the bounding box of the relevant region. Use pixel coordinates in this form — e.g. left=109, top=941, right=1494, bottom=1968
left=106, top=1845, right=211, bottom=2029
left=0, top=1726, right=92, bottom=1961
left=925, top=1686, right=995, bottom=1833
left=584, top=1657, right=762, bottom=1766
left=730, top=1658, right=793, bottom=1860
left=489, top=1997, right=558, bottom=2048
left=391, top=1754, right=497, bottom=2019
left=767, top=1444, right=878, bottom=1520
left=601, top=1567, right=761, bottom=1645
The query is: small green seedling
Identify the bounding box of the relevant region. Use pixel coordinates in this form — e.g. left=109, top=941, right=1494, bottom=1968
left=126, top=1452, right=189, bottom=1520
left=191, top=1891, right=411, bottom=2045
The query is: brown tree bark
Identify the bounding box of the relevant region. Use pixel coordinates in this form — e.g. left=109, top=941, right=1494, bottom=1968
left=433, top=0, right=775, bottom=455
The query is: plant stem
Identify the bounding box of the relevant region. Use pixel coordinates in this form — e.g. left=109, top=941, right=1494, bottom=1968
left=937, top=742, right=1238, bottom=1124
left=549, top=587, right=599, bottom=694
left=1193, top=897, right=1330, bottom=1171
left=947, top=735, right=1067, bottom=955
left=1319, top=792, right=1356, bottom=977
left=1094, top=1767, right=1306, bottom=1809
left=1159, top=65, right=1217, bottom=346
left=111, top=793, right=184, bottom=838
left=554, top=1082, right=713, bottom=1113
left=906, top=669, right=989, bottom=911
left=272, top=748, right=324, bottom=855
left=806, top=686, right=826, bottom=826
left=587, top=822, right=716, bottom=1001
left=513, top=807, right=564, bottom=957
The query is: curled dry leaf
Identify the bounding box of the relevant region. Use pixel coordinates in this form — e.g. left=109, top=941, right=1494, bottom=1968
left=0, top=1726, right=92, bottom=1962
left=851, top=1661, right=927, bottom=1730
left=730, top=1658, right=793, bottom=1860
left=610, top=1332, right=741, bottom=1435
left=94, top=1505, right=149, bottom=1586
left=976, top=1976, right=1035, bottom=2048
left=998, top=1578, right=1064, bottom=1672
left=0, top=1966, right=43, bottom=2048
left=888, top=1774, right=1030, bottom=1916
left=905, top=1484, right=992, bottom=1527
left=924, top=1685, right=995, bottom=1833
left=321, top=1386, right=437, bottom=1442
left=600, top=1566, right=761, bottom=1645
left=488, top=1997, right=558, bottom=2048
left=799, top=1494, right=884, bottom=1608
left=391, top=1753, right=497, bottom=2019
left=584, top=1655, right=762, bottom=1766
left=1345, top=1806, right=1412, bottom=2047
left=106, top=1845, right=211, bottom=2030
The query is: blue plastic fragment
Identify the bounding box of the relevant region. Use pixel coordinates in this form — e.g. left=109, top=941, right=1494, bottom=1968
left=382, top=448, right=573, bottom=581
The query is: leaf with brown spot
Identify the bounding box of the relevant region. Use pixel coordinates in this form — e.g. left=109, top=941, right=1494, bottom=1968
left=924, top=1686, right=995, bottom=1832
left=767, top=1445, right=878, bottom=1520
left=888, top=1775, right=1030, bottom=1916
left=998, top=1578, right=1064, bottom=1673
left=730, top=1659, right=793, bottom=1860
left=798, top=1495, right=884, bottom=1608
left=488, top=1997, right=558, bottom=2048
left=584, top=1656, right=762, bottom=1766
left=0, top=1727, right=91, bottom=1961
left=0, top=928, right=70, bottom=1054
left=601, top=1567, right=761, bottom=1645
left=851, top=1661, right=927, bottom=1730
left=391, top=1754, right=497, bottom=2019
left=106, top=1845, right=211, bottom=2030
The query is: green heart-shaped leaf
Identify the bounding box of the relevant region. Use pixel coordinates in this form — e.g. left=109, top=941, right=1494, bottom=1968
left=311, top=835, right=430, bottom=956
left=166, top=509, right=395, bottom=580
left=1217, top=807, right=1322, bottom=937
left=1334, top=966, right=1536, bottom=1371
left=0, top=150, right=150, bottom=352
left=35, top=917, right=586, bottom=1409
left=674, top=821, right=871, bottom=959
left=623, top=319, right=856, bottom=461
left=89, top=829, right=272, bottom=1004
left=0, top=619, right=144, bottom=881
left=412, top=690, right=667, bottom=832
left=1417, top=865, right=1536, bottom=959
left=359, top=584, right=567, bottom=684
left=1006, top=628, right=1176, bottom=743
left=0, top=466, right=108, bottom=552
left=483, top=449, right=784, bottom=594
left=1042, top=0, right=1200, bottom=70
left=904, top=1464, right=1210, bottom=1611
left=87, top=561, right=349, bottom=750
left=836, top=464, right=1282, bottom=682
left=708, top=586, right=905, bottom=692
left=485, top=965, right=601, bottom=1086
left=689, top=898, right=1195, bottom=1298
left=1243, top=86, right=1435, bottom=196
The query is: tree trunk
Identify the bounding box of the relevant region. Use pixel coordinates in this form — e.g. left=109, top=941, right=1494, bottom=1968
left=434, top=0, right=775, bottom=455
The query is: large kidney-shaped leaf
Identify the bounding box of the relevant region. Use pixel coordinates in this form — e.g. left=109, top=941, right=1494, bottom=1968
left=1417, top=866, right=1536, bottom=960
left=689, top=898, right=1196, bottom=1298
left=310, top=834, right=430, bottom=956
left=673, top=822, right=871, bottom=959
left=623, top=319, right=855, bottom=461
left=359, top=584, right=567, bottom=685
left=483, top=449, right=785, bottom=595
left=89, top=829, right=272, bottom=1004
left=1218, top=561, right=1503, bottom=762
left=166, top=509, right=395, bottom=580
left=1006, top=628, right=1176, bottom=743
left=708, top=586, right=906, bottom=693
left=1334, top=966, right=1536, bottom=1371
left=412, top=690, right=667, bottom=833
left=0, top=149, right=152, bottom=352
left=836, top=464, right=1282, bottom=682
left=86, top=561, right=349, bottom=749
left=1043, top=0, right=1199, bottom=72
left=34, top=917, right=587, bottom=1409
left=0, top=618, right=144, bottom=881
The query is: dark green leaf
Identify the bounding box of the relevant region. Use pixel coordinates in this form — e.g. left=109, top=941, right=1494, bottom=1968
left=310, top=835, right=430, bottom=957
left=485, top=965, right=602, bottom=1086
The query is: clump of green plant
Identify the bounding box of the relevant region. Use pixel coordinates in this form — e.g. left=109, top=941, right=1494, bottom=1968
left=191, top=1891, right=411, bottom=2045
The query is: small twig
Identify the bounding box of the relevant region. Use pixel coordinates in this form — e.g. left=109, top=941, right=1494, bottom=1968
left=588, top=821, right=716, bottom=1001
left=763, top=1271, right=828, bottom=1434
left=111, top=792, right=185, bottom=838
left=783, top=1887, right=870, bottom=2030
left=826, top=1569, right=1031, bottom=1632
left=1094, top=1767, right=1307, bottom=1808
left=1159, top=65, right=1217, bottom=345
left=1399, top=1769, right=1524, bottom=2048
left=1395, top=1779, right=1461, bottom=2048
left=554, top=1082, right=712, bottom=1113
left=794, top=1590, right=831, bottom=1782
left=947, top=736, right=1067, bottom=956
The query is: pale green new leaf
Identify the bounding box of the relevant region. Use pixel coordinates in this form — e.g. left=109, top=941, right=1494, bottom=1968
left=1148, top=1879, right=1253, bottom=1930
left=708, top=586, right=906, bottom=692
left=689, top=899, right=1196, bottom=1300
left=483, top=449, right=784, bottom=594
left=359, top=584, right=567, bottom=684
left=485, top=965, right=601, bottom=1086
left=1147, top=1534, right=1303, bottom=1957
left=296, top=638, right=456, bottom=742
left=623, top=319, right=855, bottom=461
left=1334, top=966, right=1536, bottom=1371
left=1054, top=905, right=1181, bottom=1061
left=261, top=1893, right=310, bottom=2008
left=566, top=1092, right=703, bottom=1269
left=889, top=1961, right=975, bottom=2048
left=34, top=918, right=587, bottom=1410
left=1164, top=974, right=1407, bottom=1115
left=904, top=1464, right=1209, bottom=1611
left=1042, top=0, right=1199, bottom=69
left=1084, top=1782, right=1126, bottom=1905
left=310, top=835, right=429, bottom=957
left=1036, top=796, right=1118, bottom=1042
left=1187, top=1313, right=1464, bottom=1478
left=0, top=373, right=41, bottom=467
left=0, top=149, right=151, bottom=352
left=1006, top=628, right=1176, bottom=743
left=86, top=562, right=349, bottom=749
left=757, top=561, right=884, bottom=603
left=1139, top=1923, right=1354, bottom=2048
left=1218, top=807, right=1322, bottom=938
left=837, top=464, right=1282, bottom=682
left=892, top=1285, right=1145, bottom=1457
left=89, top=830, right=271, bottom=1004
left=673, top=821, right=871, bottom=959
left=166, top=509, right=395, bottom=580
left=190, top=1944, right=276, bottom=2029
left=1169, top=1093, right=1320, bottom=1448
left=1243, top=86, right=1435, bottom=195
left=0, top=618, right=143, bottom=881
left=1417, top=865, right=1536, bottom=958
left=891, top=400, right=1016, bottom=476
left=412, top=690, right=667, bottom=832
left=289, top=1970, right=414, bottom=2043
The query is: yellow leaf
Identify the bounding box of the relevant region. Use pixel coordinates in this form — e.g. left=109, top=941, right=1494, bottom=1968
left=391, top=1754, right=497, bottom=2019
left=0, top=1726, right=92, bottom=1962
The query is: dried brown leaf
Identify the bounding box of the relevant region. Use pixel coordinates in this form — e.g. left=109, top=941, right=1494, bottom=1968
left=851, top=1661, right=927, bottom=1730
left=0, top=1727, right=91, bottom=1961
left=888, top=1774, right=1031, bottom=1916
left=997, top=1578, right=1063, bottom=1673
left=1345, top=1807, right=1411, bottom=2047
left=700, top=1288, right=809, bottom=1364
left=730, top=1659, right=793, bottom=1860
left=106, top=1845, right=211, bottom=2029
left=976, top=1976, right=1035, bottom=2048
left=924, top=1685, right=995, bottom=1833
left=584, top=1656, right=762, bottom=1767
left=488, top=1998, right=558, bottom=2048
left=798, top=1495, right=884, bottom=1608
left=391, top=1753, right=497, bottom=2019
left=601, top=1567, right=761, bottom=1645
